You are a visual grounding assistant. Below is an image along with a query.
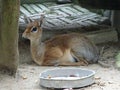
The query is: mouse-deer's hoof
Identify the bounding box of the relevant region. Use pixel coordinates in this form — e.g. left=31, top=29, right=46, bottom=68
left=81, top=60, right=89, bottom=66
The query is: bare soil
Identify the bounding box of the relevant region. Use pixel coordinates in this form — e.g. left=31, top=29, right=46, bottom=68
left=0, top=41, right=120, bottom=90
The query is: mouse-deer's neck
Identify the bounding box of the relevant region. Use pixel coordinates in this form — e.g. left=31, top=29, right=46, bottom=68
left=31, top=38, right=42, bottom=47
left=30, top=32, right=42, bottom=46
left=30, top=34, right=44, bottom=55
left=30, top=36, right=45, bottom=65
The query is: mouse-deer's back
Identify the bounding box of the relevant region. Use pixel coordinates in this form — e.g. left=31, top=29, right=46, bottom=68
left=45, top=33, right=99, bottom=63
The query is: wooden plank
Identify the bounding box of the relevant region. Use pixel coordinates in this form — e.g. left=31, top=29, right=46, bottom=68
left=44, top=21, right=55, bottom=27
left=84, top=20, right=98, bottom=25
left=76, top=17, right=97, bottom=24
left=46, top=19, right=58, bottom=26
left=28, top=15, right=40, bottom=20
left=53, top=18, right=67, bottom=25
left=29, top=4, right=43, bottom=12
left=65, top=7, right=83, bottom=15
left=77, top=21, right=90, bottom=26
left=19, top=3, right=110, bottom=33
left=37, top=4, right=49, bottom=11
left=59, top=18, right=72, bottom=24
left=60, top=7, right=76, bottom=15
left=54, top=10, right=69, bottom=17
left=72, top=13, right=97, bottom=22
left=48, top=4, right=71, bottom=9
left=91, top=16, right=108, bottom=24
left=46, top=19, right=66, bottom=26
left=20, top=6, right=31, bottom=15
left=73, top=5, right=89, bottom=13
left=66, top=13, right=96, bottom=21
left=23, top=4, right=37, bottom=14
left=45, top=14, right=63, bottom=19
left=43, top=2, right=57, bottom=7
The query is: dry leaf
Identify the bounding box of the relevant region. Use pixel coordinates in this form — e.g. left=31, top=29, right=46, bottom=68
left=108, top=81, right=113, bottom=84
left=22, top=76, right=27, bottom=80
left=96, top=81, right=106, bottom=86
left=95, top=77, right=101, bottom=80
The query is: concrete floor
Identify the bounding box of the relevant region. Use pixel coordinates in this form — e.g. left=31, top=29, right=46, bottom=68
left=1, top=36, right=119, bottom=90
left=0, top=64, right=120, bottom=90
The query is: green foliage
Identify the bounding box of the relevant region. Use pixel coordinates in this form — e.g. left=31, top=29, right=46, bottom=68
left=20, top=0, right=56, bottom=4
left=116, top=53, right=120, bottom=68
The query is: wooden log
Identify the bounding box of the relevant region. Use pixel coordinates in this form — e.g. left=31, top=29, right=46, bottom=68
left=86, top=28, right=118, bottom=44
left=0, top=0, right=19, bottom=75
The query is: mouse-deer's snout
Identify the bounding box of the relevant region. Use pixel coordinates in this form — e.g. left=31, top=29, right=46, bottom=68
left=22, top=28, right=30, bottom=39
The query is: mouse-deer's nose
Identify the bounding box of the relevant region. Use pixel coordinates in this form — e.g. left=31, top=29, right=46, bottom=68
left=22, top=29, right=30, bottom=38
left=22, top=31, right=28, bottom=39
left=22, top=33, right=26, bottom=38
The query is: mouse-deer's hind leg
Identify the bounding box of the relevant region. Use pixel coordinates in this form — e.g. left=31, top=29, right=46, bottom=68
left=58, top=49, right=88, bottom=66
left=59, top=53, right=88, bottom=66
left=71, top=52, right=89, bottom=65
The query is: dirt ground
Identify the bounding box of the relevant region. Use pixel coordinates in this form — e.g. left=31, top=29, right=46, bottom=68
left=0, top=41, right=120, bottom=90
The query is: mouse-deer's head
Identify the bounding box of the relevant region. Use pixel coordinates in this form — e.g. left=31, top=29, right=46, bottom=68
left=22, top=15, right=44, bottom=41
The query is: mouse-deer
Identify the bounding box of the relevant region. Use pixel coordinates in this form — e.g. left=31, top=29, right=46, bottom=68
left=22, top=15, right=99, bottom=66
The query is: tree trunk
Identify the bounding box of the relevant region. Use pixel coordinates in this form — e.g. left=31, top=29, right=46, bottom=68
left=0, top=0, right=20, bottom=75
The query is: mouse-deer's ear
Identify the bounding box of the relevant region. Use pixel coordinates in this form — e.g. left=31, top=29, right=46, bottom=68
left=24, top=15, right=33, bottom=24
left=39, top=14, right=45, bottom=27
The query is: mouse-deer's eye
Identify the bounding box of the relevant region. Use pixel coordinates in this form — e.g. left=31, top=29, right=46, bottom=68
left=31, top=27, right=37, bottom=32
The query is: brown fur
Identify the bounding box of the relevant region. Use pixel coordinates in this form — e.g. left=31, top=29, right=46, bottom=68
left=22, top=19, right=99, bottom=66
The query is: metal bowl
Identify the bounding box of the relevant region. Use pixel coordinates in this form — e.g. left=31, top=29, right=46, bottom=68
left=40, top=68, right=95, bottom=89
